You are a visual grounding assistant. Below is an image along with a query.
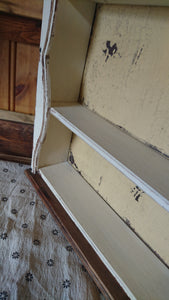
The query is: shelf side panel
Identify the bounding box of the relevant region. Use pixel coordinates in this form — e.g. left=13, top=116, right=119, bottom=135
left=31, top=0, right=56, bottom=172
left=38, top=115, right=72, bottom=168
left=49, top=0, right=96, bottom=105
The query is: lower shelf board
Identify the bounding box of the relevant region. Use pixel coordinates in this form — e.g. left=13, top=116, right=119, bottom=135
left=26, top=162, right=169, bottom=300
left=25, top=168, right=127, bottom=300
left=50, top=105, right=169, bottom=211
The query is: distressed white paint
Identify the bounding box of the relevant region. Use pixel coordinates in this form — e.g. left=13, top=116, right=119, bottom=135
left=81, top=5, right=169, bottom=157
left=31, top=1, right=169, bottom=297
left=71, top=136, right=169, bottom=266
left=31, top=0, right=56, bottom=172
left=40, top=162, right=169, bottom=300
left=32, top=0, right=95, bottom=171
left=49, top=0, right=95, bottom=105
left=51, top=105, right=169, bottom=211
left=70, top=4, right=169, bottom=266
left=38, top=115, right=72, bottom=168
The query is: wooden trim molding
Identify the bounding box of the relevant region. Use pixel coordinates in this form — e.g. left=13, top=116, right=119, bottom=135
left=25, top=168, right=130, bottom=300
left=0, top=110, right=34, bottom=124
left=0, top=0, right=43, bottom=20
left=0, top=12, right=41, bottom=45
left=0, top=119, right=33, bottom=162
left=0, top=153, right=31, bottom=165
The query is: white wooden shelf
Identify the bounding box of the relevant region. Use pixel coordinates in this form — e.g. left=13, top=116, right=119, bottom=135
left=39, top=161, right=169, bottom=300
left=30, top=1, right=169, bottom=298
left=50, top=105, right=169, bottom=212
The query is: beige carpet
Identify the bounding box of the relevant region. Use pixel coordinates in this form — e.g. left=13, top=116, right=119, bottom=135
left=0, top=160, right=105, bottom=300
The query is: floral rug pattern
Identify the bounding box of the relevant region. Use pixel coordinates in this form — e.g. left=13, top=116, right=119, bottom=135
left=0, top=160, right=104, bottom=300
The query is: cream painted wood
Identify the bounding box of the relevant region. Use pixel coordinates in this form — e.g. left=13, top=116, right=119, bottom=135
left=49, top=0, right=95, bottom=105
left=91, top=0, right=169, bottom=5
left=31, top=0, right=56, bottom=172
left=39, top=162, right=169, bottom=300
left=0, top=110, right=34, bottom=124
left=39, top=0, right=55, bottom=54
left=32, top=0, right=95, bottom=172
left=69, top=4, right=169, bottom=267
left=50, top=105, right=169, bottom=211
left=31, top=0, right=169, bottom=296
left=71, top=136, right=169, bottom=265
left=38, top=115, right=72, bottom=168
left=82, top=5, right=169, bottom=157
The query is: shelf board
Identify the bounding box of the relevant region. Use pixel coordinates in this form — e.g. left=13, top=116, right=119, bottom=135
left=39, top=161, right=169, bottom=300
left=50, top=105, right=169, bottom=212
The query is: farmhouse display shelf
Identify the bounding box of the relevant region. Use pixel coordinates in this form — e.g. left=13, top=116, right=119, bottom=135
left=50, top=104, right=169, bottom=211
left=27, top=0, right=169, bottom=299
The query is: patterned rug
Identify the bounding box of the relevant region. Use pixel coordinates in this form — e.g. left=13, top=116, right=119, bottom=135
left=0, top=160, right=105, bottom=300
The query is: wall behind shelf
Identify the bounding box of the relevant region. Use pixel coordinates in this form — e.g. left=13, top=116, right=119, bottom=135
left=70, top=136, right=169, bottom=266
left=71, top=4, right=169, bottom=265
left=81, top=4, right=169, bottom=157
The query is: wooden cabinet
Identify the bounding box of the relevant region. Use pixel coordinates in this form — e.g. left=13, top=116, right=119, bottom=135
left=0, top=2, right=42, bottom=162
left=0, top=5, right=42, bottom=114
left=27, top=1, right=169, bottom=299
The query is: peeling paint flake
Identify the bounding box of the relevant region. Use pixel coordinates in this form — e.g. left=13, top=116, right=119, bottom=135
left=130, top=185, right=144, bottom=202
left=132, top=45, right=144, bottom=65
left=98, top=176, right=103, bottom=186
left=103, top=41, right=120, bottom=62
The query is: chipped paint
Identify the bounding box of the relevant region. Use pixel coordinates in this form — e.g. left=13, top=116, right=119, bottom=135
left=72, top=4, right=169, bottom=266
left=130, top=185, right=144, bottom=202
left=98, top=176, right=103, bottom=186
left=132, top=46, right=144, bottom=65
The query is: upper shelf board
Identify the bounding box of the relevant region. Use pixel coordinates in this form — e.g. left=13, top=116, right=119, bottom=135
left=50, top=105, right=169, bottom=212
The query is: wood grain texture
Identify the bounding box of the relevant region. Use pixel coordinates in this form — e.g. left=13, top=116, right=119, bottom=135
left=15, top=43, right=39, bottom=115
left=25, top=168, right=129, bottom=300
left=9, top=41, right=16, bottom=111
left=0, top=110, right=34, bottom=124
left=0, top=39, right=10, bottom=110
left=0, top=153, right=31, bottom=164
left=0, top=0, right=43, bottom=19
left=0, top=119, right=33, bottom=158
left=0, top=12, right=41, bottom=45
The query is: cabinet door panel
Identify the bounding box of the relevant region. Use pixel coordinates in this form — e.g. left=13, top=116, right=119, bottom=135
left=0, top=39, right=10, bottom=110
left=15, top=43, right=39, bottom=114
